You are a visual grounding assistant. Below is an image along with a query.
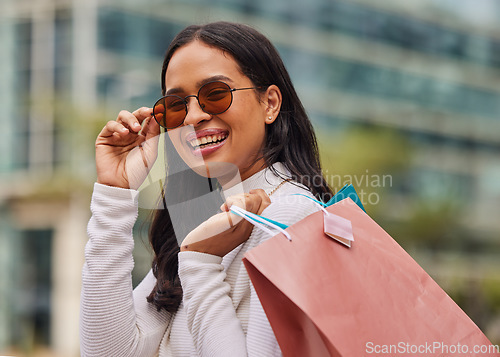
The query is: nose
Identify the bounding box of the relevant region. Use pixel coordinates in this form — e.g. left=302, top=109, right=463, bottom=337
left=183, top=96, right=212, bottom=127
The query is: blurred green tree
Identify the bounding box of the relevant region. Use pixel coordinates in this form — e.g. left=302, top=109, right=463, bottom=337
left=317, top=123, right=411, bottom=215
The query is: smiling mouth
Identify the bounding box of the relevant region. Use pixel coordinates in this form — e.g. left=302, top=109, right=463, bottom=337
left=188, top=133, right=228, bottom=150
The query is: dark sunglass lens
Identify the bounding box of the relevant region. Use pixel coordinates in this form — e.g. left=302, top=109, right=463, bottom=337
left=199, top=81, right=232, bottom=114
left=153, top=99, right=167, bottom=127
left=154, top=96, right=186, bottom=129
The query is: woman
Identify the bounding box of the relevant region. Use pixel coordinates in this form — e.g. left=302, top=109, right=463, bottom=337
left=81, top=21, right=332, bottom=356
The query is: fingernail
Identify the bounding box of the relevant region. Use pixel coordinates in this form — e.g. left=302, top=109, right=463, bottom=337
left=134, top=122, right=141, bottom=128
left=121, top=127, right=128, bottom=132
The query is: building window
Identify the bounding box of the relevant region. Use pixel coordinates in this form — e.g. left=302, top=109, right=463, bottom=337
left=11, top=229, right=53, bottom=349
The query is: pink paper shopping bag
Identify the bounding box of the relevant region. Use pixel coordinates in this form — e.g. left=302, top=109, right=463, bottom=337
left=241, top=198, right=499, bottom=357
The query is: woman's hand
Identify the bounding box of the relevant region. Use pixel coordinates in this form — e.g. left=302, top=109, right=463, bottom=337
left=180, top=189, right=272, bottom=257
left=95, top=107, right=160, bottom=190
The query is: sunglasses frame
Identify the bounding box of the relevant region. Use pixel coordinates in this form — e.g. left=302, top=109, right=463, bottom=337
left=153, top=81, right=262, bottom=129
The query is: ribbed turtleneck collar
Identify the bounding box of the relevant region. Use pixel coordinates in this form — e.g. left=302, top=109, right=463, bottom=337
left=221, top=162, right=292, bottom=198
left=241, top=162, right=291, bottom=193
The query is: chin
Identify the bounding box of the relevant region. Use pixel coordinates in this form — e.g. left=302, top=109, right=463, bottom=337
left=191, top=160, right=241, bottom=181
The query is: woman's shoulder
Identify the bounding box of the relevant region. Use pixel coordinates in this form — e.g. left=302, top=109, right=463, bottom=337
left=260, top=180, right=321, bottom=228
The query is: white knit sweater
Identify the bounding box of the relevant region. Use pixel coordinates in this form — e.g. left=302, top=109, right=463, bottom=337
left=80, top=162, right=320, bottom=357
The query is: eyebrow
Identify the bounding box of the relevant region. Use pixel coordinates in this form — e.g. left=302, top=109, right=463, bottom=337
left=166, top=75, right=234, bottom=95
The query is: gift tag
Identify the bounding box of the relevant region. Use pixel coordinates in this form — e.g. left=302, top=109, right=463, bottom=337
left=324, top=212, right=354, bottom=248
left=290, top=193, right=355, bottom=248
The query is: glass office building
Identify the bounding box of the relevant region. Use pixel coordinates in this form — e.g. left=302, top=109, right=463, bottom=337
left=1, top=0, right=499, bottom=354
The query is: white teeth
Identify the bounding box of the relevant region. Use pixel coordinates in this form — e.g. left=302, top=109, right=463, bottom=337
left=189, top=133, right=227, bottom=149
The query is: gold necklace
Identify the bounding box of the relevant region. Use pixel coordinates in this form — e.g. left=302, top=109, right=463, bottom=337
left=268, top=179, right=292, bottom=197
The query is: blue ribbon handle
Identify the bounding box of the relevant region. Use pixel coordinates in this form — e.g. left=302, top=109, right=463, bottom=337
left=230, top=185, right=365, bottom=235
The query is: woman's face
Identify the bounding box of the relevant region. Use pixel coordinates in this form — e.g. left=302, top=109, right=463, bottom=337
left=164, top=40, right=274, bottom=181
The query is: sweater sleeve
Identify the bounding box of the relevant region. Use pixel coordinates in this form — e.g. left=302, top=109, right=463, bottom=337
left=80, top=183, right=171, bottom=357
left=179, top=251, right=247, bottom=356
left=177, top=194, right=320, bottom=357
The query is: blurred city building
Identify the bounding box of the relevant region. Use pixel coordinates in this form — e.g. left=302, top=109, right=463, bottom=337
left=1, top=0, right=499, bottom=355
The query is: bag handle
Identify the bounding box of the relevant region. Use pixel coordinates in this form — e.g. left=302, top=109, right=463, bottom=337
left=290, top=193, right=330, bottom=215
left=229, top=193, right=330, bottom=241
left=230, top=189, right=360, bottom=245
left=230, top=205, right=292, bottom=241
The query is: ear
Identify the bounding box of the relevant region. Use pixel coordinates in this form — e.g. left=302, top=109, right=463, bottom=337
left=263, top=85, right=282, bottom=124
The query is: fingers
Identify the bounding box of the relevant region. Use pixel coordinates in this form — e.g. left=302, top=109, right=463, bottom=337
left=117, top=107, right=153, bottom=133
left=141, top=113, right=161, bottom=140
left=98, top=107, right=156, bottom=139
left=99, top=120, right=130, bottom=138
left=218, top=191, right=271, bottom=234
left=220, top=193, right=245, bottom=212
left=97, top=107, right=158, bottom=150
left=249, top=189, right=272, bottom=215
left=220, top=189, right=271, bottom=216
left=132, top=107, right=154, bottom=123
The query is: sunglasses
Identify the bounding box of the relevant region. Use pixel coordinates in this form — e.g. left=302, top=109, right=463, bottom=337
left=152, top=81, right=261, bottom=129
